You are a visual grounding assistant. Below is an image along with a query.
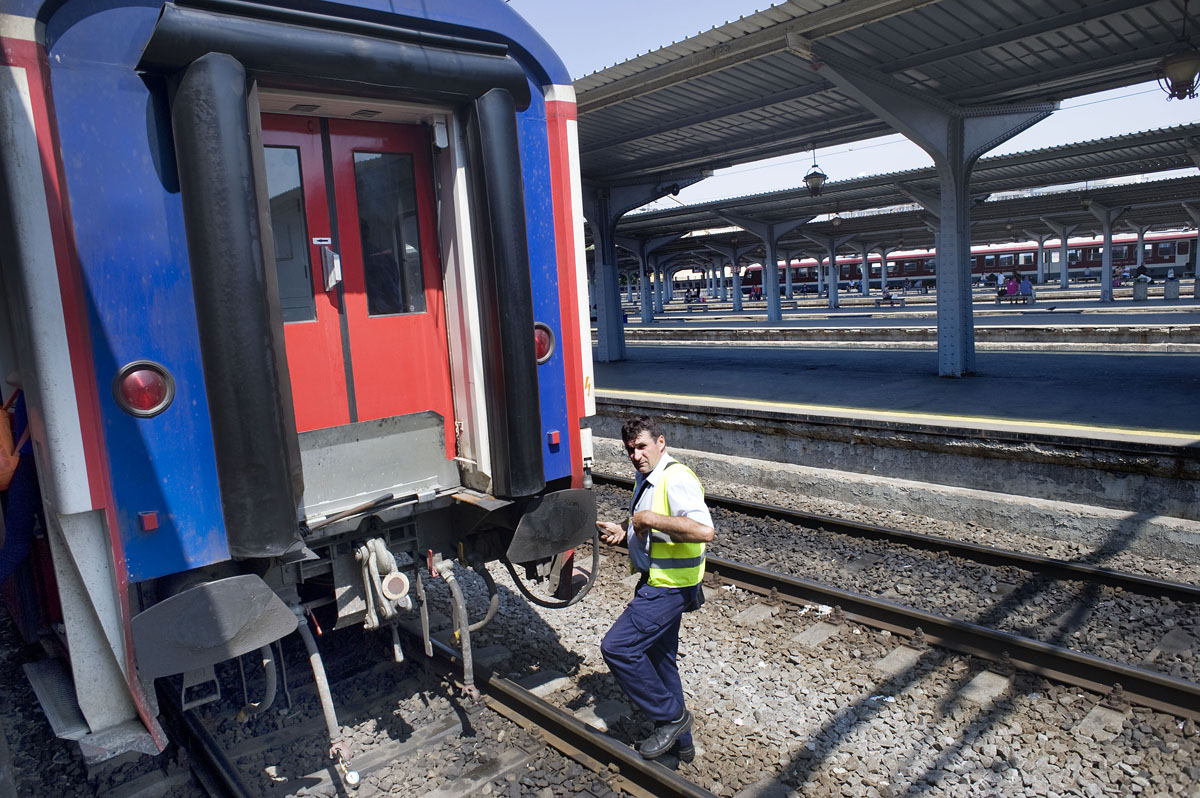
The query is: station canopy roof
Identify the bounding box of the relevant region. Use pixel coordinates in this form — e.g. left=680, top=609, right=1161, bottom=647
left=634, top=173, right=1200, bottom=269
left=614, top=122, right=1200, bottom=242
left=576, top=0, right=1199, bottom=184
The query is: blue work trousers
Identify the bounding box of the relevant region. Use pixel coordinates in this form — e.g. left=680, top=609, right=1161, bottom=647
left=601, top=582, right=695, bottom=746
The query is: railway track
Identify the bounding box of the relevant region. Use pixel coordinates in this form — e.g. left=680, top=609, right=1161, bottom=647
left=128, top=481, right=1200, bottom=798
left=155, top=624, right=713, bottom=798
left=594, top=473, right=1200, bottom=605
left=595, top=472, right=1200, bottom=721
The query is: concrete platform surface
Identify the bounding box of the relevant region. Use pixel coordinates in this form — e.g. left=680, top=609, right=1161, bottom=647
left=593, top=345, right=1200, bottom=440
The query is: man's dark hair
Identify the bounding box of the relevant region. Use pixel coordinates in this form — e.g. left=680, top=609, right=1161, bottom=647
left=621, top=415, right=664, bottom=444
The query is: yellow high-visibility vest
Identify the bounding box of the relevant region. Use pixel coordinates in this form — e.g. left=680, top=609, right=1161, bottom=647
left=643, top=461, right=706, bottom=588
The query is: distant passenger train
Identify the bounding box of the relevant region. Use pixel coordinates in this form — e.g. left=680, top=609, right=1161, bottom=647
left=688, top=230, right=1197, bottom=293
left=0, top=0, right=594, bottom=783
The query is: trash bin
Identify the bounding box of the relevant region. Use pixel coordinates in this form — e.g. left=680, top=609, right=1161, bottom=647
left=1132, top=280, right=1149, bottom=301
left=1164, top=279, right=1180, bottom=300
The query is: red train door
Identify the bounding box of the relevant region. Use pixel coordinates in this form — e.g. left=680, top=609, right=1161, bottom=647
left=261, top=115, right=455, bottom=455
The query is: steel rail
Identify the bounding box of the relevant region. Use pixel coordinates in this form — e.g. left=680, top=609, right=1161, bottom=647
left=426, top=637, right=716, bottom=798
left=705, top=553, right=1200, bottom=722
left=594, top=473, right=1200, bottom=604
left=156, top=680, right=251, bottom=797
left=153, top=626, right=709, bottom=798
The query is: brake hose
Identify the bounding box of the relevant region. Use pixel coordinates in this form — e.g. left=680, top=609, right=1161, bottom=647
left=502, top=526, right=601, bottom=609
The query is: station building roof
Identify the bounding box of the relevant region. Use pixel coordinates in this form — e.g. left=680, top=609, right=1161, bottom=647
left=576, top=0, right=1198, bottom=184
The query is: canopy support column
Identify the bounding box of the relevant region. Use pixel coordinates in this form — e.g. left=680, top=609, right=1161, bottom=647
left=1085, top=200, right=1128, bottom=303
left=616, top=233, right=683, bottom=326
left=1041, top=218, right=1079, bottom=289
left=583, top=175, right=705, bottom=362
left=804, top=233, right=856, bottom=310
left=876, top=246, right=898, bottom=291
left=1183, top=204, right=1200, bottom=299
left=715, top=213, right=813, bottom=322
left=856, top=241, right=880, bottom=295
left=706, top=242, right=757, bottom=313
left=814, top=45, right=1055, bottom=376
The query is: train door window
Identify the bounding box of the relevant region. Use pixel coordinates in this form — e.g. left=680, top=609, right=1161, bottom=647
left=1158, top=242, right=1174, bottom=259
left=1179, top=240, right=1190, bottom=255
left=264, top=147, right=317, bottom=322
left=353, top=152, right=426, bottom=315
left=1085, top=247, right=1100, bottom=261
left=260, top=114, right=454, bottom=446
left=1049, top=251, right=1060, bottom=263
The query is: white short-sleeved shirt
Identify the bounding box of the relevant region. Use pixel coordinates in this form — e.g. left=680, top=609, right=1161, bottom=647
left=627, top=453, right=713, bottom=573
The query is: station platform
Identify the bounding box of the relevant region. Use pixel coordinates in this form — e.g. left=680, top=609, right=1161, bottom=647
left=623, top=279, right=1197, bottom=322
left=591, top=342, right=1200, bottom=441
left=623, top=299, right=1199, bottom=331
left=589, top=343, right=1200, bottom=564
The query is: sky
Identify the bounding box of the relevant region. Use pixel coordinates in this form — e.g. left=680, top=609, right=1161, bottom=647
left=508, top=0, right=1199, bottom=210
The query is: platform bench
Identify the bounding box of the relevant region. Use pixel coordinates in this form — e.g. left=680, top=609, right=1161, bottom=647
left=685, top=302, right=709, bottom=312
left=874, top=297, right=906, bottom=307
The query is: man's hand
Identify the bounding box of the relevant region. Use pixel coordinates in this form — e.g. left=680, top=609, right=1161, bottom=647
left=596, top=521, right=626, bottom=545
left=631, top=510, right=656, bottom=538
left=632, top=510, right=714, bottom=543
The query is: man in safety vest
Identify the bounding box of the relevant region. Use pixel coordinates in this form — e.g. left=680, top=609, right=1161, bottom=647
left=597, top=415, right=715, bottom=763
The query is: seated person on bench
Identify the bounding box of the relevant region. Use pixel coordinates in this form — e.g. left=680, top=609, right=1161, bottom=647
left=1018, top=276, right=1033, bottom=303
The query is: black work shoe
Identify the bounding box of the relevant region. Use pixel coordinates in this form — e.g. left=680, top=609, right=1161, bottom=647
left=649, top=741, right=695, bottom=771
left=638, top=709, right=693, bottom=759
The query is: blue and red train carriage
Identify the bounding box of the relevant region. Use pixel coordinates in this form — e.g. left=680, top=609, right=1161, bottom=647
left=0, top=0, right=595, bottom=775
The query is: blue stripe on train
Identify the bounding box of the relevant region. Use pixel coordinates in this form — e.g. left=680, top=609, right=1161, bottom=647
left=516, top=87, right=571, bottom=484
left=49, top=5, right=230, bottom=581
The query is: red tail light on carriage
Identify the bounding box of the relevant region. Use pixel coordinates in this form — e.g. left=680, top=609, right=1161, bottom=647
left=533, top=322, right=555, bottom=364
left=113, top=361, right=175, bottom=418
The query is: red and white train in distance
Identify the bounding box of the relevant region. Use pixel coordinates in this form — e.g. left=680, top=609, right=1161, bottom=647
left=731, top=229, right=1197, bottom=291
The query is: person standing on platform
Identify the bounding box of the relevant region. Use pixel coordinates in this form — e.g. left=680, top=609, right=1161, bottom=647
left=597, top=415, right=715, bottom=764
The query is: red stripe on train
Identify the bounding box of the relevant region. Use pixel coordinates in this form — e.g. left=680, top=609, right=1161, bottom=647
left=1, top=34, right=167, bottom=751
left=545, top=100, right=584, bottom=487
